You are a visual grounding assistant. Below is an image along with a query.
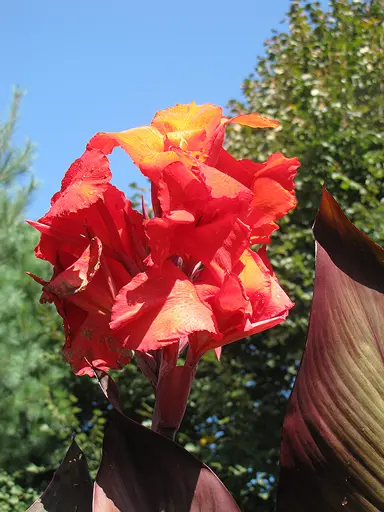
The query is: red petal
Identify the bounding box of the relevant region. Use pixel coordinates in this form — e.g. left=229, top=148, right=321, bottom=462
left=157, top=161, right=210, bottom=215
left=185, top=215, right=251, bottom=281
left=215, top=148, right=255, bottom=188
left=215, top=151, right=299, bottom=241
left=243, top=153, right=299, bottom=239
left=248, top=152, right=299, bottom=191
left=45, top=237, right=102, bottom=299
left=197, top=163, right=253, bottom=221
left=206, top=113, right=279, bottom=167
left=236, top=248, right=271, bottom=317
left=30, top=184, right=148, bottom=274
left=248, top=177, right=296, bottom=231
left=47, top=149, right=111, bottom=217
left=191, top=249, right=294, bottom=359
left=144, top=211, right=196, bottom=266
left=213, top=273, right=251, bottom=333
left=257, top=245, right=276, bottom=278
left=214, top=347, right=222, bottom=360
left=238, top=248, right=293, bottom=321
left=62, top=311, right=132, bottom=376
left=110, top=261, right=218, bottom=351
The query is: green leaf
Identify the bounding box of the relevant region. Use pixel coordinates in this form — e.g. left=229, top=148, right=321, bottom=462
left=276, top=189, right=384, bottom=511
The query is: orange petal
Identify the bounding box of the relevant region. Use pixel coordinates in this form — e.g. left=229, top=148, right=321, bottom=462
left=229, top=113, right=279, bottom=129
left=151, top=102, right=222, bottom=138
left=89, top=127, right=179, bottom=181
left=237, top=248, right=271, bottom=307
left=238, top=248, right=293, bottom=321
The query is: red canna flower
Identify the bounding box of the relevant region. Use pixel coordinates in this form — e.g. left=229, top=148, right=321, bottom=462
left=28, top=102, right=298, bottom=431
left=27, top=149, right=148, bottom=375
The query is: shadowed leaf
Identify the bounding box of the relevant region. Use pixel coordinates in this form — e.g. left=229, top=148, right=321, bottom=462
left=26, top=440, right=93, bottom=512
left=93, top=371, right=240, bottom=512
left=92, top=365, right=123, bottom=413
left=277, top=189, right=384, bottom=511
left=313, top=187, right=384, bottom=292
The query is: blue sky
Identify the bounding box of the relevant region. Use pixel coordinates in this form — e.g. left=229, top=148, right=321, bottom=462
left=2, top=0, right=321, bottom=219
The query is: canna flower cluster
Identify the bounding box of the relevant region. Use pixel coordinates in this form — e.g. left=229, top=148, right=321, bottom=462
left=28, top=102, right=299, bottom=380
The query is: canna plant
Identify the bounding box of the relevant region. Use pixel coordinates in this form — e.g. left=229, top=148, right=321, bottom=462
left=26, top=102, right=383, bottom=511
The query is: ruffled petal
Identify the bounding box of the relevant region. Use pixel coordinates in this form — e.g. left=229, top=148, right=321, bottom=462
left=238, top=248, right=293, bottom=322
left=47, top=149, right=111, bottom=217
left=236, top=248, right=271, bottom=317
left=45, top=237, right=102, bottom=299
left=229, top=113, right=279, bottom=129
left=62, top=308, right=132, bottom=376
left=196, top=163, right=253, bottom=221
left=189, top=248, right=294, bottom=359
left=151, top=102, right=222, bottom=141
left=29, top=183, right=148, bottom=274
left=184, top=215, right=251, bottom=281
left=213, top=273, right=251, bottom=332
left=110, top=261, right=218, bottom=351
left=206, top=113, right=279, bottom=167
left=27, top=218, right=87, bottom=265
left=89, top=128, right=181, bottom=182
left=215, top=148, right=255, bottom=188
left=248, top=152, right=299, bottom=191
left=247, top=154, right=298, bottom=239
left=144, top=211, right=195, bottom=266
left=157, top=161, right=210, bottom=215
left=217, top=152, right=299, bottom=242
left=148, top=213, right=250, bottom=280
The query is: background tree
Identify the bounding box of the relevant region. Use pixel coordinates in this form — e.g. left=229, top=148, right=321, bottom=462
left=0, top=89, right=75, bottom=509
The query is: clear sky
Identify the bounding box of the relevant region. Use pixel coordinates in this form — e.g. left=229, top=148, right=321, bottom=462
left=1, top=0, right=323, bottom=220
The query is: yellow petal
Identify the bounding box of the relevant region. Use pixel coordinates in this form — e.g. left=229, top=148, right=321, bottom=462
left=152, top=101, right=222, bottom=138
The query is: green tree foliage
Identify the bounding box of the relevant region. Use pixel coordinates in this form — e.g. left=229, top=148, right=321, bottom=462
left=179, top=1, right=383, bottom=509
left=0, top=90, right=74, bottom=508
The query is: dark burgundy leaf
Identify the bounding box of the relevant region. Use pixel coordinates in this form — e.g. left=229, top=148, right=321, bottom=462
left=92, top=365, right=123, bottom=413
left=276, top=189, right=384, bottom=511
left=26, top=440, right=93, bottom=512
left=93, top=371, right=240, bottom=511
left=313, top=186, right=384, bottom=292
